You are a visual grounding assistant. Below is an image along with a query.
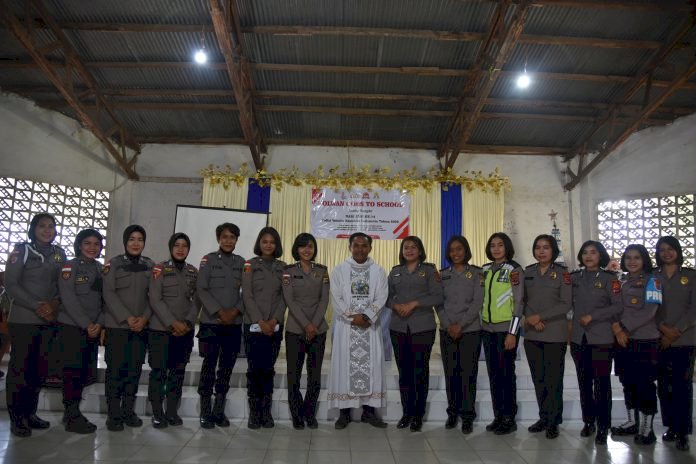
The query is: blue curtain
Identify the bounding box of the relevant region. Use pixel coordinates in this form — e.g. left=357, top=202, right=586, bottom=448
left=440, top=183, right=462, bottom=269
left=246, top=179, right=270, bottom=213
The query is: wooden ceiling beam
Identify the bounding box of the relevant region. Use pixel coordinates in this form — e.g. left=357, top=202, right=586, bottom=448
left=8, top=86, right=695, bottom=115
left=37, top=99, right=683, bottom=124
left=208, top=0, right=265, bottom=170
left=3, top=59, right=696, bottom=90
left=565, top=54, right=696, bottom=190
left=441, top=0, right=533, bottom=170
left=12, top=21, right=663, bottom=50
left=563, top=16, right=695, bottom=171
left=138, top=135, right=569, bottom=155
left=0, top=0, right=139, bottom=179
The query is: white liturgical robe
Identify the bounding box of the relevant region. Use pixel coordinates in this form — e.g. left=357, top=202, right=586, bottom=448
left=327, top=257, right=388, bottom=410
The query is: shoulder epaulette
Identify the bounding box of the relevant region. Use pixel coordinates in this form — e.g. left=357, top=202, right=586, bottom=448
left=570, top=269, right=582, bottom=274
left=422, top=262, right=436, bottom=269
left=525, top=263, right=537, bottom=269
left=391, top=264, right=401, bottom=270
left=683, top=267, right=695, bottom=273
left=469, top=264, right=482, bottom=270
left=314, top=263, right=328, bottom=269
left=509, top=260, right=522, bottom=269
left=555, top=262, right=568, bottom=269
left=284, top=263, right=296, bottom=270
left=601, top=269, right=617, bottom=276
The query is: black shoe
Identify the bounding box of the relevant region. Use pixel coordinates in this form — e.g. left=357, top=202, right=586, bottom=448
left=247, top=398, right=261, bottom=430
left=486, top=417, right=502, bottom=432
left=397, top=415, right=412, bottom=429
left=201, top=396, right=215, bottom=429
left=634, top=430, right=656, bottom=445
left=662, top=428, right=677, bottom=442
left=165, top=413, right=183, bottom=426
left=410, top=417, right=423, bottom=432
left=611, top=423, right=637, bottom=436
left=65, top=415, right=97, bottom=434
left=361, top=411, right=388, bottom=429
left=152, top=414, right=168, bottom=429
left=201, top=416, right=216, bottom=429
left=292, top=416, right=305, bottom=430
left=461, top=420, right=473, bottom=435
left=595, top=428, right=608, bottom=445
left=545, top=425, right=559, bottom=439
left=335, top=411, right=351, bottom=430
left=445, top=414, right=458, bottom=429
left=580, top=422, right=596, bottom=437
left=260, top=397, right=274, bottom=429
left=212, top=395, right=230, bottom=427
left=106, top=418, right=124, bottom=432
left=27, top=414, right=50, bottom=429
left=676, top=434, right=690, bottom=451
left=493, top=418, right=517, bottom=435
left=10, top=420, right=31, bottom=437
left=305, top=416, right=319, bottom=429
left=528, top=420, right=546, bottom=433
left=123, top=414, right=143, bottom=427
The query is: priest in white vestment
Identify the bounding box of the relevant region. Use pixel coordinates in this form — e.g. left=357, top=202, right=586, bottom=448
left=328, top=232, right=389, bottom=429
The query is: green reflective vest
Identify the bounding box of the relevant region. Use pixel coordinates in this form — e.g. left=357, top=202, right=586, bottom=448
left=482, top=262, right=517, bottom=324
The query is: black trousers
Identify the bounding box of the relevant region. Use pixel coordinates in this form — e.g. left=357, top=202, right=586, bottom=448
left=658, top=345, right=696, bottom=434
left=148, top=330, right=194, bottom=402
left=286, top=331, right=326, bottom=420
left=524, top=339, right=567, bottom=426
left=571, top=339, right=614, bottom=428
left=6, top=323, right=52, bottom=422
left=244, top=324, right=282, bottom=399
left=390, top=328, right=436, bottom=418
left=104, top=328, right=147, bottom=400
left=440, top=330, right=481, bottom=421
left=482, top=330, right=518, bottom=419
left=614, top=338, right=658, bottom=415
left=197, top=324, right=242, bottom=397
left=59, top=324, right=99, bottom=403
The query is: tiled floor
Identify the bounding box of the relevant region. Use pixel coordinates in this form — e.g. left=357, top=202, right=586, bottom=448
left=0, top=413, right=695, bottom=464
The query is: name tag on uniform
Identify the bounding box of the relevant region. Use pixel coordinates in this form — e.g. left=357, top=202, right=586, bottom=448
left=293, top=275, right=304, bottom=279
left=441, top=275, right=452, bottom=281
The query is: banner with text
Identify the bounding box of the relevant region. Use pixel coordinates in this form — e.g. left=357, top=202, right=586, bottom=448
left=310, top=188, right=410, bottom=240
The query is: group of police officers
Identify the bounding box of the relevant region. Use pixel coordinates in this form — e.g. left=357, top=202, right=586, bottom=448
left=3, top=212, right=695, bottom=454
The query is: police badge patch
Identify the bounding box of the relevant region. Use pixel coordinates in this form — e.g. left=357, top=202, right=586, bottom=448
left=282, top=273, right=291, bottom=286
left=61, top=264, right=72, bottom=280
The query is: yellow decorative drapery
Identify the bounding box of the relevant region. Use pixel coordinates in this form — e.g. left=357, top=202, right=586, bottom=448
left=462, top=188, right=505, bottom=266
left=202, top=178, right=248, bottom=210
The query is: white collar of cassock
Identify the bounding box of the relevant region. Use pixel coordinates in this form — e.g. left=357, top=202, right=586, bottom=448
left=347, top=256, right=374, bottom=269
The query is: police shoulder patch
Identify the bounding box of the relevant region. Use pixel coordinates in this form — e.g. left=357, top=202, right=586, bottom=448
left=102, top=262, right=111, bottom=275
left=153, top=265, right=163, bottom=280
left=199, top=255, right=208, bottom=268
left=61, top=263, right=73, bottom=280
left=510, top=271, right=520, bottom=286
left=563, top=272, right=571, bottom=285
left=611, top=279, right=621, bottom=295
left=243, top=261, right=252, bottom=273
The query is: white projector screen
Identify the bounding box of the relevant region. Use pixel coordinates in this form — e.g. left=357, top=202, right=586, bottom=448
left=173, top=205, right=269, bottom=265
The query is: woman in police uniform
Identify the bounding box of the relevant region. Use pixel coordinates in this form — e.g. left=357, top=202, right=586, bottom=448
left=655, top=236, right=696, bottom=451
left=387, top=235, right=443, bottom=432
left=570, top=240, right=622, bottom=445
left=147, top=233, right=198, bottom=428
left=4, top=213, right=66, bottom=437
left=480, top=232, right=524, bottom=436
left=242, top=227, right=287, bottom=429
left=523, top=235, right=572, bottom=439
left=611, top=244, right=662, bottom=445
left=102, top=225, right=154, bottom=431
left=282, top=233, right=330, bottom=429
left=436, top=235, right=483, bottom=434
left=57, top=229, right=104, bottom=434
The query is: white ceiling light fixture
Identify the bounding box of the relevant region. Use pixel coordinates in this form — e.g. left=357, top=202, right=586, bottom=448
left=194, top=32, right=207, bottom=65
left=516, top=57, right=531, bottom=89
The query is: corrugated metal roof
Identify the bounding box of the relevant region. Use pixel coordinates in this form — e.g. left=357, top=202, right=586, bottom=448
left=0, top=0, right=693, bottom=153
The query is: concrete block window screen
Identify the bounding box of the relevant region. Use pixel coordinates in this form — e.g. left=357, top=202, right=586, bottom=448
left=597, top=194, right=695, bottom=267
left=0, top=176, right=110, bottom=271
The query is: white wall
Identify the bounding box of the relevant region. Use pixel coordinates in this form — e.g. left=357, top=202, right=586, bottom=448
left=571, top=112, right=696, bottom=254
